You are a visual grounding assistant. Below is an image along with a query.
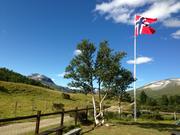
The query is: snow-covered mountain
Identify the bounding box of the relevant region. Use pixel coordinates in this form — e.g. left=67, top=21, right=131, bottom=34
left=142, top=78, right=180, bottom=91
left=28, top=73, right=72, bottom=92
left=28, top=73, right=55, bottom=86
left=129, top=78, right=180, bottom=98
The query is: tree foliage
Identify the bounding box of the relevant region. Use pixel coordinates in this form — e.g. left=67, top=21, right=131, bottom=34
left=95, top=41, right=112, bottom=100
left=160, top=95, right=169, bottom=106
left=138, top=91, right=180, bottom=112
left=95, top=41, right=134, bottom=99
left=64, top=40, right=96, bottom=94
left=139, top=91, right=148, bottom=104
left=64, top=40, right=134, bottom=98
left=139, top=91, right=157, bottom=106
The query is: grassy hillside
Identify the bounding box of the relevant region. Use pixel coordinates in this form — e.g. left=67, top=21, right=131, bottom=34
left=0, top=68, right=50, bottom=89
left=0, top=81, right=105, bottom=118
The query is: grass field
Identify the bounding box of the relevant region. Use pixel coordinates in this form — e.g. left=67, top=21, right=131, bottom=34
left=82, top=120, right=180, bottom=135
left=0, top=81, right=113, bottom=118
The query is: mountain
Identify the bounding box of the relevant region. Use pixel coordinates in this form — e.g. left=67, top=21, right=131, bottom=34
left=28, top=73, right=55, bottom=86
left=129, top=78, right=180, bottom=98
left=28, top=73, right=73, bottom=92
left=0, top=68, right=48, bottom=88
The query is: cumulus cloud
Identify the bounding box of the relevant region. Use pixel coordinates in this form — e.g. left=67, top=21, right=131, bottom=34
left=127, top=56, right=153, bottom=64
left=171, top=30, right=180, bottom=39
left=141, top=1, right=180, bottom=20
left=95, top=0, right=180, bottom=25
left=74, top=49, right=82, bottom=56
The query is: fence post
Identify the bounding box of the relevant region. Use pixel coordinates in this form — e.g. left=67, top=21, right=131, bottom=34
left=85, top=106, right=88, bottom=121
left=31, top=99, right=35, bottom=114
left=35, top=111, right=41, bottom=135
left=174, top=112, right=177, bottom=120
left=45, top=101, right=48, bottom=111
left=75, top=107, right=78, bottom=126
left=56, top=109, right=64, bottom=135
left=14, top=101, right=18, bottom=117
left=61, top=109, right=64, bottom=126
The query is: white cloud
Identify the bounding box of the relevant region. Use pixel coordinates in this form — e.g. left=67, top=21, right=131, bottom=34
left=141, top=1, right=180, bottom=20
left=127, top=56, right=153, bottom=64
left=171, top=30, right=180, bottom=39
left=51, top=78, right=55, bottom=81
left=74, top=50, right=82, bottom=56
left=58, top=72, right=66, bottom=77
left=163, top=18, right=180, bottom=27
left=95, top=0, right=180, bottom=25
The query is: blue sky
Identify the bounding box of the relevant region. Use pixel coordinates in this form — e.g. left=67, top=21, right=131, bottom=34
left=0, top=0, right=180, bottom=88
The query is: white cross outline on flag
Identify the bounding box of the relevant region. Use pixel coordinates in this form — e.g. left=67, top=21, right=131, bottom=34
left=135, top=16, right=150, bottom=35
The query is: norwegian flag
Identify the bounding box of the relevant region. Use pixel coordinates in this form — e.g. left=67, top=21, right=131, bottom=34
left=135, top=15, right=157, bottom=36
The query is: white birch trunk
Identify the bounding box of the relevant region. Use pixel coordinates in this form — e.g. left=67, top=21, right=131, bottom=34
left=92, top=93, right=107, bottom=126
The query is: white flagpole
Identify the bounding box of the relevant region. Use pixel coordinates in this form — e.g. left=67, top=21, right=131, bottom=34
left=134, top=15, right=137, bottom=122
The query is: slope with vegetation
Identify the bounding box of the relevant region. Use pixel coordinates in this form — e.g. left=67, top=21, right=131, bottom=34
left=0, top=68, right=49, bottom=89
left=0, top=81, right=96, bottom=118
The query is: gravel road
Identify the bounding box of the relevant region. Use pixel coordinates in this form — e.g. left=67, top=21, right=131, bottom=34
left=0, top=116, right=73, bottom=135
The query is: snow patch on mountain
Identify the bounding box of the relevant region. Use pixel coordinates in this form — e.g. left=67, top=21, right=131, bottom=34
left=28, top=73, right=55, bottom=85
left=143, top=79, right=180, bottom=90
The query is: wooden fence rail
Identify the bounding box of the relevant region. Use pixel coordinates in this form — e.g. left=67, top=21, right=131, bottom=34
left=0, top=107, right=95, bottom=123
left=0, top=106, right=99, bottom=135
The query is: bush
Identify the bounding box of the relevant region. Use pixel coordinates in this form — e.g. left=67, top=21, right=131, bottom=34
left=104, top=111, right=133, bottom=121
left=131, top=109, right=141, bottom=118
left=78, top=111, right=88, bottom=123
left=69, top=111, right=89, bottom=124
left=52, top=103, right=64, bottom=111
left=104, top=112, right=119, bottom=120
left=62, top=93, right=70, bottom=100
left=127, top=114, right=133, bottom=119
left=141, top=112, right=163, bottom=120
left=0, top=86, right=9, bottom=93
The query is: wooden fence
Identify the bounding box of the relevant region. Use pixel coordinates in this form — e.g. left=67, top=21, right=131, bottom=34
left=0, top=106, right=97, bottom=135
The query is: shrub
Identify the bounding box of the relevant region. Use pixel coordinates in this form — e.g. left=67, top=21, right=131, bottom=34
left=52, top=103, right=64, bottom=111
left=0, top=86, right=9, bottom=93
left=104, top=111, right=133, bottom=121
left=141, top=112, right=163, bottom=120
left=69, top=111, right=89, bottom=124
left=62, top=93, right=70, bottom=99
left=78, top=111, right=88, bottom=123
left=127, top=114, right=133, bottom=119
left=104, top=112, right=119, bottom=120
left=132, top=109, right=141, bottom=118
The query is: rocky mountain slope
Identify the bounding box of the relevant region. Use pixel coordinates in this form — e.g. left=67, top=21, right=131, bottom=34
left=129, top=78, right=180, bottom=98
left=28, top=73, right=72, bottom=92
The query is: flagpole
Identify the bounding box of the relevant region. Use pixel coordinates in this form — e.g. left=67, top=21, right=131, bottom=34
left=134, top=15, right=137, bottom=122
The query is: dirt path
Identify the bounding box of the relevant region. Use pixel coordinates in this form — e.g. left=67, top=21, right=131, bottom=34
left=0, top=116, right=73, bottom=135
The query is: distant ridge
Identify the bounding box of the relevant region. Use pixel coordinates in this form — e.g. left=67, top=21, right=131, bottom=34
left=28, top=73, right=73, bottom=92
left=129, top=78, right=180, bottom=98
left=0, top=67, right=75, bottom=93
left=28, top=73, right=55, bottom=86
left=0, top=67, right=48, bottom=88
